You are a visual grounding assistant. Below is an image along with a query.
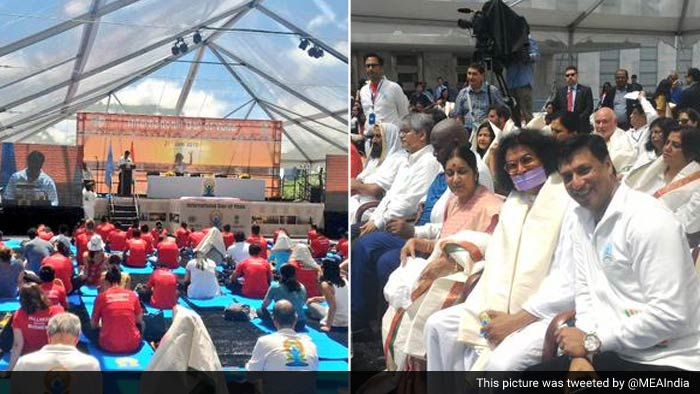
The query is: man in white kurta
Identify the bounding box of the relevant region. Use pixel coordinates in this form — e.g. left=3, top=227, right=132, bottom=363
left=593, top=107, right=637, bottom=175
left=541, top=134, right=700, bottom=371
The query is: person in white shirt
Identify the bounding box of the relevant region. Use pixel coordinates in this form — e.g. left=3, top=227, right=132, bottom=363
left=225, top=231, right=251, bottom=264
left=355, top=112, right=442, bottom=238
left=593, top=107, right=637, bottom=175
left=14, top=312, right=100, bottom=371
left=625, top=93, right=658, bottom=154
left=246, top=300, right=319, bottom=371
left=82, top=182, right=97, bottom=220
left=307, top=260, right=348, bottom=331
left=532, top=134, right=700, bottom=371
left=359, top=53, right=409, bottom=130
left=3, top=151, right=58, bottom=206
left=184, top=251, right=220, bottom=299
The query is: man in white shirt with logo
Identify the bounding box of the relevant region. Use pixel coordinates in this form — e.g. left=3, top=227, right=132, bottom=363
left=359, top=53, right=409, bottom=130
left=533, top=134, right=700, bottom=372
left=246, top=300, right=319, bottom=371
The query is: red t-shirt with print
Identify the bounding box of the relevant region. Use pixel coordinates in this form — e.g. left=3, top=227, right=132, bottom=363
left=13, top=305, right=64, bottom=354
left=92, top=287, right=142, bottom=353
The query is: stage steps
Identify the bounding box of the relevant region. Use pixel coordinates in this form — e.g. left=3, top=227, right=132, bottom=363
left=110, top=196, right=139, bottom=230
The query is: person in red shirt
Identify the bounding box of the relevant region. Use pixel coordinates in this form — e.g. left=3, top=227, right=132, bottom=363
left=307, top=224, right=319, bottom=244
left=126, top=221, right=139, bottom=240
left=38, top=266, right=68, bottom=309
left=231, top=244, right=272, bottom=299
left=75, top=220, right=97, bottom=264
left=81, top=235, right=109, bottom=287
left=156, top=237, right=180, bottom=269
left=92, top=266, right=143, bottom=354
left=96, top=216, right=116, bottom=242
left=73, top=219, right=87, bottom=239
left=175, top=222, right=191, bottom=249
left=146, top=262, right=178, bottom=309
left=107, top=228, right=128, bottom=252
left=139, top=224, right=154, bottom=255
left=188, top=228, right=205, bottom=249
left=246, top=224, right=268, bottom=259
left=337, top=232, right=349, bottom=259
left=310, top=228, right=331, bottom=258
left=125, top=230, right=148, bottom=268
left=9, top=284, right=64, bottom=369
left=41, top=242, right=74, bottom=294
left=150, top=221, right=168, bottom=249
left=222, top=224, right=235, bottom=249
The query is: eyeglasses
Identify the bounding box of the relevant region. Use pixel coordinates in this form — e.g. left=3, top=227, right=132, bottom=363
left=565, top=73, right=576, bottom=77
left=503, top=154, right=538, bottom=174
left=399, top=128, right=417, bottom=136
left=365, top=63, right=381, bottom=68
left=679, top=118, right=690, bottom=124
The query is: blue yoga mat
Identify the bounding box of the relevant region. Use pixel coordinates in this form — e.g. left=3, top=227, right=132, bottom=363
left=0, top=297, right=20, bottom=313
left=144, top=299, right=192, bottom=318
left=172, top=266, right=186, bottom=276
left=86, top=341, right=154, bottom=371
left=230, top=294, right=264, bottom=311
left=120, top=265, right=154, bottom=275
left=68, top=294, right=83, bottom=307
left=83, top=296, right=96, bottom=317
left=3, top=239, right=22, bottom=250
left=319, top=360, right=349, bottom=371
left=80, top=285, right=99, bottom=297
left=249, top=318, right=348, bottom=360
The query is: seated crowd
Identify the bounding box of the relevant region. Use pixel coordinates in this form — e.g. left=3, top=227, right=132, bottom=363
left=0, top=218, right=349, bottom=371
left=351, top=56, right=700, bottom=374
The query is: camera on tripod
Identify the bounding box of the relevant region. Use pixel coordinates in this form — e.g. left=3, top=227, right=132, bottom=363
left=456, top=0, right=532, bottom=124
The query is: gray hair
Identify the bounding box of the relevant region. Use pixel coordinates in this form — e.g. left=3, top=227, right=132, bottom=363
left=46, top=313, right=81, bottom=338
left=401, top=112, right=435, bottom=141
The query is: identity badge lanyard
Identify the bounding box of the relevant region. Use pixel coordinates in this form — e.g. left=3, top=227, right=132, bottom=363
left=369, top=79, right=383, bottom=126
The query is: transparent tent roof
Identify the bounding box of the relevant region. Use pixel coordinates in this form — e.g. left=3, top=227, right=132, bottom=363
left=0, top=0, right=348, bottom=165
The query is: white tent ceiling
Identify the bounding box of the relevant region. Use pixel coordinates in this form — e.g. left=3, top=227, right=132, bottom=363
left=352, top=0, right=700, bottom=54
left=0, top=0, right=348, bottom=165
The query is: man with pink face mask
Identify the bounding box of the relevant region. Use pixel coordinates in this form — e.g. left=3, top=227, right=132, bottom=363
left=424, top=130, right=576, bottom=379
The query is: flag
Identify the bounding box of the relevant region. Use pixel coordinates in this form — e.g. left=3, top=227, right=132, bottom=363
left=130, top=141, right=135, bottom=163
left=105, top=142, right=114, bottom=192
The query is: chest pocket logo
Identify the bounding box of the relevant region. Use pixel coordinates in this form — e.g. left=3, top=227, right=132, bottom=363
left=602, top=243, right=614, bottom=265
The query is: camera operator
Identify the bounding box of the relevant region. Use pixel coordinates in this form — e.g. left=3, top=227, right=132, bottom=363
left=450, top=63, right=504, bottom=136
left=505, top=36, right=540, bottom=123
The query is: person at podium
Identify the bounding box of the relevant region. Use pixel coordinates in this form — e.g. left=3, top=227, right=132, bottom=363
left=172, top=152, right=192, bottom=175
left=118, top=150, right=134, bottom=196
left=2, top=150, right=58, bottom=206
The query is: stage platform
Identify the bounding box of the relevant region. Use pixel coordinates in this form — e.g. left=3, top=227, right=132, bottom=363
left=95, top=196, right=326, bottom=238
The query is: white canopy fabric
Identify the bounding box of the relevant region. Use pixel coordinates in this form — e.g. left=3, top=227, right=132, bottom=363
left=0, top=0, right=348, bottom=165
left=352, top=0, right=700, bottom=53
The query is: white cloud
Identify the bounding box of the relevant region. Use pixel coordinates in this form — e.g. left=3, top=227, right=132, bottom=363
left=307, top=0, right=345, bottom=31
left=63, top=0, right=90, bottom=17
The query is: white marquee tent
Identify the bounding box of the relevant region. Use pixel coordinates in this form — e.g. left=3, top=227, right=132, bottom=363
left=0, top=0, right=348, bottom=165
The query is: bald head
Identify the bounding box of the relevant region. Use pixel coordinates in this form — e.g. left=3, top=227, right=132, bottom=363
left=273, top=299, right=297, bottom=329
left=594, top=107, right=617, bottom=142
left=431, top=118, right=469, bottom=167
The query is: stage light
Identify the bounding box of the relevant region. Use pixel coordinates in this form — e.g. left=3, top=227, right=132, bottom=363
left=193, top=30, right=202, bottom=44
left=308, top=46, right=323, bottom=59
left=178, top=38, right=188, bottom=54
left=171, top=44, right=179, bottom=56
left=298, top=38, right=309, bottom=50
left=307, top=46, right=316, bottom=58
left=316, top=47, right=324, bottom=58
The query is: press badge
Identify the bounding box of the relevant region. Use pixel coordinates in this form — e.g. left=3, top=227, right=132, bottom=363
left=368, top=112, right=376, bottom=126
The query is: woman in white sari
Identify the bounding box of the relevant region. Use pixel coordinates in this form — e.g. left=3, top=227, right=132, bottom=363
left=626, top=126, right=700, bottom=242
left=349, top=123, right=405, bottom=223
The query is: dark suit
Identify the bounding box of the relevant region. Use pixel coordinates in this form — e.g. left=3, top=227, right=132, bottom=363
left=553, top=84, right=594, bottom=132
left=601, top=84, right=635, bottom=129
left=677, top=82, right=700, bottom=114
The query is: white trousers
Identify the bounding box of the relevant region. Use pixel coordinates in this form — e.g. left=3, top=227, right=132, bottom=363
left=425, top=303, right=551, bottom=371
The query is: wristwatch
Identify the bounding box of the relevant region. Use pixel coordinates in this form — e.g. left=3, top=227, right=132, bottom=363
left=583, top=332, right=601, bottom=361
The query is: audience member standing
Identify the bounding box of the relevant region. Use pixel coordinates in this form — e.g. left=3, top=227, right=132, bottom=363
left=553, top=65, right=594, bottom=133
left=601, top=68, right=635, bottom=129
left=359, top=53, right=409, bottom=130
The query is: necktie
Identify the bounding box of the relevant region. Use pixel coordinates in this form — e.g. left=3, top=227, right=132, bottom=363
left=567, top=88, right=574, bottom=112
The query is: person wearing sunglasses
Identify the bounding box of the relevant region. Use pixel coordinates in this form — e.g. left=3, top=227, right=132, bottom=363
left=358, top=53, right=409, bottom=131
left=553, top=65, right=594, bottom=133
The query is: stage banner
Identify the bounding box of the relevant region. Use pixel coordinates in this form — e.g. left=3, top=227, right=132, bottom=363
left=77, top=112, right=282, bottom=198
left=177, top=197, right=252, bottom=233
